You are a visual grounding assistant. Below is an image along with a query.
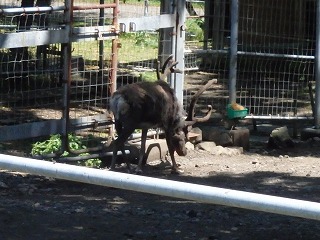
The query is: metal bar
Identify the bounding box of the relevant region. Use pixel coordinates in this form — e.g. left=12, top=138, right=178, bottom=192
left=1, top=154, right=320, bottom=221
left=61, top=0, right=73, bottom=152
left=314, top=0, right=320, bottom=128
left=73, top=3, right=117, bottom=10
left=237, top=51, right=315, bottom=60
left=174, top=0, right=186, bottom=104
left=245, top=115, right=314, bottom=120
left=0, top=30, right=69, bottom=48
left=0, top=120, right=65, bottom=141
left=0, top=6, right=65, bottom=15
left=99, top=0, right=105, bottom=73
left=110, top=0, right=119, bottom=95
left=229, top=0, right=238, bottom=104
left=194, top=49, right=315, bottom=60
left=119, top=14, right=175, bottom=32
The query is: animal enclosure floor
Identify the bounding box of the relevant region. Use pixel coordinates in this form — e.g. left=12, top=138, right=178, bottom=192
left=1, top=138, right=320, bottom=240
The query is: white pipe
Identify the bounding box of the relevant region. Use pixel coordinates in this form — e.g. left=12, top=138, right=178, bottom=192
left=1, top=153, right=320, bottom=221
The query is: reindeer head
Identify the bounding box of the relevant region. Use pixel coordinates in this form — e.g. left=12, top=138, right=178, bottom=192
left=171, top=80, right=215, bottom=157
left=157, top=56, right=215, bottom=157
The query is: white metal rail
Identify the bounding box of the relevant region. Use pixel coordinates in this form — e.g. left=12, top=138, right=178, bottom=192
left=1, top=154, right=320, bottom=221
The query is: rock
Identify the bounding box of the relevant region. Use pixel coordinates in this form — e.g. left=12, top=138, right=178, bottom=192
left=197, top=141, right=216, bottom=153
left=200, top=126, right=249, bottom=149
left=185, top=141, right=195, bottom=150
left=189, top=127, right=202, bottom=143
left=229, top=128, right=250, bottom=150
left=213, top=146, right=243, bottom=156
left=219, top=132, right=234, bottom=147
left=268, top=126, right=294, bottom=149
left=198, top=142, right=243, bottom=156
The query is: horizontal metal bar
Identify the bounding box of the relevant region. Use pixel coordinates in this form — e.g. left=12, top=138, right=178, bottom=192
left=0, top=25, right=118, bottom=48
left=194, top=49, right=315, bottom=60
left=1, top=154, right=320, bottom=221
left=0, top=119, right=65, bottom=141
left=0, top=114, right=112, bottom=141
left=73, top=3, right=117, bottom=10
left=245, top=115, right=314, bottom=120
left=119, top=14, right=175, bottom=32
left=0, top=5, right=66, bottom=15
left=0, top=29, right=69, bottom=48
left=72, top=26, right=117, bottom=41
left=237, top=51, right=315, bottom=60
left=73, top=26, right=115, bottom=35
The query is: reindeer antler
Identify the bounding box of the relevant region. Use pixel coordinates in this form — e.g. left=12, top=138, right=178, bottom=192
left=185, top=79, right=216, bottom=125
left=157, top=55, right=182, bottom=81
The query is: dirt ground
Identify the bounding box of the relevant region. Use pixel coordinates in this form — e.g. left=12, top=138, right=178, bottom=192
left=2, top=133, right=320, bottom=240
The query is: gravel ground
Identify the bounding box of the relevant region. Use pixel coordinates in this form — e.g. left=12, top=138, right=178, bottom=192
left=1, top=136, right=320, bottom=240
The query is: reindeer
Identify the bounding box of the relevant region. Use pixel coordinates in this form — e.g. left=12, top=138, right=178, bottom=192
left=109, top=55, right=214, bottom=173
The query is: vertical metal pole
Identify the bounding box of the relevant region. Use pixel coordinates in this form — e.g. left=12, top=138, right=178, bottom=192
left=229, top=0, right=238, bottom=104
left=203, top=0, right=210, bottom=50
left=110, top=0, right=119, bottom=95
left=61, top=0, right=73, bottom=151
left=99, top=0, right=105, bottom=75
left=144, top=0, right=149, bottom=16
left=314, top=0, right=320, bottom=128
left=173, top=0, right=186, bottom=104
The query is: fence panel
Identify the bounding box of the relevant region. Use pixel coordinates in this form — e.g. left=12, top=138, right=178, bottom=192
left=237, top=0, right=314, bottom=118
left=0, top=0, right=119, bottom=146
left=185, top=0, right=315, bottom=120
left=0, top=0, right=67, bottom=141
left=0, top=0, right=181, bottom=160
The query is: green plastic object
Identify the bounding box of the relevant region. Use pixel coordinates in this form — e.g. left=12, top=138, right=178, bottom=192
left=227, top=104, right=248, bottom=119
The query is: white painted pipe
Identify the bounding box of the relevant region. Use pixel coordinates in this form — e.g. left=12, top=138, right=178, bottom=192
left=1, top=153, right=320, bottom=221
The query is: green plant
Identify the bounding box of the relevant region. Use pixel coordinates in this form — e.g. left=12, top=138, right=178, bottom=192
left=31, top=134, right=101, bottom=168
left=186, top=18, right=204, bottom=41
left=120, top=31, right=158, bottom=48
left=31, top=134, right=64, bottom=156
left=140, top=71, right=158, bottom=82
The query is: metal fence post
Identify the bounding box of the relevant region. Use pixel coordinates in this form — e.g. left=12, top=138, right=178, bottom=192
left=229, top=0, right=238, bottom=104
left=173, top=0, right=186, bottom=104
left=314, top=0, right=320, bottom=128
left=61, top=0, right=73, bottom=151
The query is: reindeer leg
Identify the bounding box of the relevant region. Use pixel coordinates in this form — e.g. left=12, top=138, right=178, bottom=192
left=136, top=128, right=148, bottom=173
left=110, top=125, right=135, bottom=172
left=165, top=136, right=184, bottom=174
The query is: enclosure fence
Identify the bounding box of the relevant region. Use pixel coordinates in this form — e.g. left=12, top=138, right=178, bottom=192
left=1, top=0, right=320, bottom=151
left=188, top=0, right=316, bottom=121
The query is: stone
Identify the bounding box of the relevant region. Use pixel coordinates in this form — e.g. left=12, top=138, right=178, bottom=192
left=189, top=127, right=202, bottom=143
left=268, top=126, right=294, bottom=149
left=185, top=141, right=195, bottom=150
left=197, top=141, right=216, bottom=153
left=229, top=128, right=250, bottom=150
left=200, top=126, right=250, bottom=150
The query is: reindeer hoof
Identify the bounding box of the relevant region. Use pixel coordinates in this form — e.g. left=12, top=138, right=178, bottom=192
left=171, top=168, right=184, bottom=174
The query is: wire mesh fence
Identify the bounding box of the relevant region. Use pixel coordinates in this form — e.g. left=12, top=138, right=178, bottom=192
left=0, top=0, right=118, bottom=147
left=184, top=0, right=315, bottom=119
left=236, top=0, right=315, bottom=118
left=0, top=0, right=318, bottom=153
left=0, top=0, right=66, bottom=129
